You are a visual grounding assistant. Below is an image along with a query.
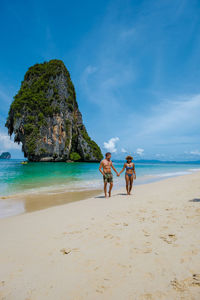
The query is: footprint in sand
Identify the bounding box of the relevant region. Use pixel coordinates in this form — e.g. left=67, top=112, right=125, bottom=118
left=112, top=222, right=128, bottom=227
left=145, top=241, right=151, bottom=246
left=131, top=247, right=152, bottom=254
left=96, top=284, right=109, bottom=294
left=159, top=234, right=177, bottom=244
left=143, top=248, right=152, bottom=254
left=171, top=274, right=200, bottom=291
left=142, top=230, right=150, bottom=237
left=60, top=248, right=71, bottom=255
left=192, top=274, right=200, bottom=286
left=123, top=222, right=128, bottom=226
left=104, top=234, right=114, bottom=239
left=170, top=278, right=188, bottom=292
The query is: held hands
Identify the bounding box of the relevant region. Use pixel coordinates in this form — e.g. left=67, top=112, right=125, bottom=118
left=117, top=173, right=120, bottom=177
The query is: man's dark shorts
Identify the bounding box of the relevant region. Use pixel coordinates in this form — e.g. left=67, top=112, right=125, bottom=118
left=103, top=173, right=113, bottom=183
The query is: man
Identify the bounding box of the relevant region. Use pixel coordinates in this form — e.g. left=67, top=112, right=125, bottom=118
left=99, top=152, right=119, bottom=197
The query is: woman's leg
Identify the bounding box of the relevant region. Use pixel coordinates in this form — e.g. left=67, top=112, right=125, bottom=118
left=129, top=175, right=134, bottom=194
left=125, top=174, right=129, bottom=194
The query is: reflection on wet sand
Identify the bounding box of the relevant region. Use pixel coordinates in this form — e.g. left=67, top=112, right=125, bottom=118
left=0, top=189, right=101, bottom=218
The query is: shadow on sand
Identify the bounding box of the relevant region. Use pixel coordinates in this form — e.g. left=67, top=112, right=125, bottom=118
left=117, top=193, right=128, bottom=196
left=95, top=193, right=128, bottom=198
left=189, top=198, right=200, bottom=202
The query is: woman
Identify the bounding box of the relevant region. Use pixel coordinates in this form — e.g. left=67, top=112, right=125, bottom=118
left=118, top=155, right=136, bottom=195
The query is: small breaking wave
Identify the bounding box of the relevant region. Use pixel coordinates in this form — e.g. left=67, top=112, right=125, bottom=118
left=153, top=171, right=192, bottom=178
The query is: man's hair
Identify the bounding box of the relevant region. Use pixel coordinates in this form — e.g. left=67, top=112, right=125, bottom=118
left=105, top=152, right=111, bottom=157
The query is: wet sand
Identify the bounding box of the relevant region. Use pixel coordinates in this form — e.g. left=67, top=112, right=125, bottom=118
left=0, top=189, right=101, bottom=218
left=0, top=172, right=200, bottom=299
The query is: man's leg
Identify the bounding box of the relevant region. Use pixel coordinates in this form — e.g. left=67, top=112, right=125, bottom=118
left=104, top=182, right=108, bottom=197
left=109, top=182, right=113, bottom=197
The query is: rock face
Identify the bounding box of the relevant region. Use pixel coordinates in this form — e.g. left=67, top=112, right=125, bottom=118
left=5, top=60, right=103, bottom=162
left=0, top=152, right=11, bottom=159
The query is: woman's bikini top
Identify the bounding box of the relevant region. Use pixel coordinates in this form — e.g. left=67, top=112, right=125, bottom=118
left=126, top=164, right=134, bottom=170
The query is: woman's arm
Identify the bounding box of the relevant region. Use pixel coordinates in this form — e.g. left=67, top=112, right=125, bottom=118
left=118, top=163, right=126, bottom=176
left=133, top=163, right=136, bottom=178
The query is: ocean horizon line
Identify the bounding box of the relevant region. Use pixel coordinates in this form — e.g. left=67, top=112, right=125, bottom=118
left=2, top=158, right=200, bottom=164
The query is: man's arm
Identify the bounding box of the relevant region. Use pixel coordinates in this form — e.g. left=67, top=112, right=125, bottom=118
left=99, top=161, right=105, bottom=176
left=111, top=162, right=119, bottom=176
left=118, top=163, right=126, bottom=176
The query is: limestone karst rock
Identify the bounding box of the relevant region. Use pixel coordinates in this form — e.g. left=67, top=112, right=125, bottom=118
left=5, top=60, right=103, bottom=162
left=0, top=152, right=11, bottom=159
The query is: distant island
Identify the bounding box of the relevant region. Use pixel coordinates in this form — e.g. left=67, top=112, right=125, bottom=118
left=0, top=152, right=11, bottom=159
left=5, top=60, right=103, bottom=162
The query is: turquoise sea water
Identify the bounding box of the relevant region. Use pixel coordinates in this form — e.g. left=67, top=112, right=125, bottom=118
left=1, top=159, right=200, bottom=196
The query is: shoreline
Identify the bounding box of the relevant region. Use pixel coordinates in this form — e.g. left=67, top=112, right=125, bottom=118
left=0, top=171, right=200, bottom=299
left=0, top=189, right=102, bottom=219
left=1, top=167, right=200, bottom=219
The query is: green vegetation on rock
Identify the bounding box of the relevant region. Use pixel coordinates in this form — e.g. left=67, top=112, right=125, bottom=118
left=69, top=152, right=81, bottom=161
left=6, top=60, right=77, bottom=132
left=5, top=59, right=103, bottom=162
left=80, top=128, right=103, bottom=161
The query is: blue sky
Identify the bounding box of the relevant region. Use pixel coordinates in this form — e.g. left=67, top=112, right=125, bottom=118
left=0, top=0, right=200, bottom=160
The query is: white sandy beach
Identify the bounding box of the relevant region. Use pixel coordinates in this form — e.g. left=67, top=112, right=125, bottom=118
left=0, top=172, right=200, bottom=300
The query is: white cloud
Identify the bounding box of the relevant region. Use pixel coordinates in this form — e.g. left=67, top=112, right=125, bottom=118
left=0, top=132, right=21, bottom=152
left=84, top=65, right=98, bottom=75
left=136, top=148, right=144, bottom=156
left=155, top=153, right=165, bottom=157
left=139, top=94, right=200, bottom=136
left=190, top=150, right=200, bottom=156
left=76, top=0, right=200, bottom=160
left=79, top=7, right=136, bottom=111
left=103, top=137, right=119, bottom=153
left=121, top=148, right=127, bottom=153
left=81, top=62, right=134, bottom=109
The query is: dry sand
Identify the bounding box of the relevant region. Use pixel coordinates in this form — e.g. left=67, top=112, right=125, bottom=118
left=0, top=172, right=200, bottom=300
